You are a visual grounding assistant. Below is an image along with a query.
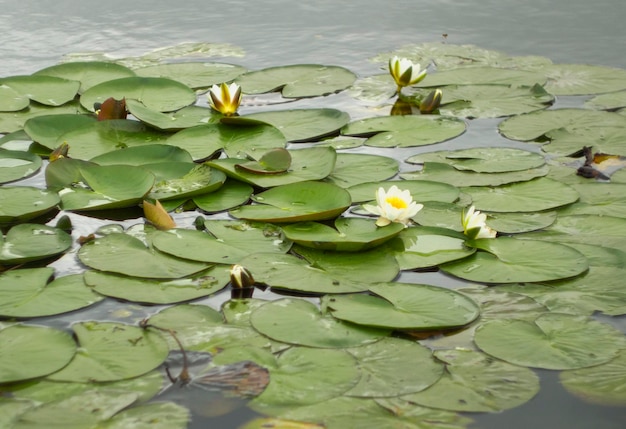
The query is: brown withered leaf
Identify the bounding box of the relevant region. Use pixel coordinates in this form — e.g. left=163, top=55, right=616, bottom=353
left=143, top=200, right=176, bottom=230
left=96, top=97, right=127, bottom=120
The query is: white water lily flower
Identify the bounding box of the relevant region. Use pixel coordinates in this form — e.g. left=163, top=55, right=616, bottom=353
left=462, top=205, right=497, bottom=239
left=208, top=82, right=242, bottom=116
left=389, top=56, right=428, bottom=94
left=363, top=185, right=423, bottom=227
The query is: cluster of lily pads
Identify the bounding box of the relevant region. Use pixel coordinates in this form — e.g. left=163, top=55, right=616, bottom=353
left=1, top=41, right=626, bottom=429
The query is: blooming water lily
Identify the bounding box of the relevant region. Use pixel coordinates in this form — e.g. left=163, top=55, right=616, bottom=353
left=462, top=205, right=497, bottom=239
left=363, top=185, right=423, bottom=227
left=389, top=56, right=427, bottom=95
left=208, top=82, right=242, bottom=116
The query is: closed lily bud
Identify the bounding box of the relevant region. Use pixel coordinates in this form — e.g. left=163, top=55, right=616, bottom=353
left=419, top=89, right=442, bottom=114
left=230, top=264, right=255, bottom=289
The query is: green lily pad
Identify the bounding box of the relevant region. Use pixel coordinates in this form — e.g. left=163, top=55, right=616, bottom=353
left=230, top=181, right=351, bottom=223
left=474, top=313, right=624, bottom=370
left=0, top=75, right=80, bottom=106
left=150, top=228, right=250, bottom=263
left=441, top=237, right=588, bottom=283
left=250, top=298, right=388, bottom=348
left=401, top=161, right=550, bottom=187
left=23, top=114, right=97, bottom=150
left=0, top=186, right=60, bottom=225
left=386, top=226, right=475, bottom=270
left=167, top=121, right=286, bottom=161
left=147, top=163, right=225, bottom=201
left=102, top=401, right=190, bottom=429
left=126, top=99, right=220, bottom=131
left=236, top=147, right=292, bottom=174
left=346, top=337, right=444, bottom=398
left=585, top=89, right=626, bottom=110
left=80, top=76, right=196, bottom=112
left=193, top=179, right=253, bottom=213
left=240, top=108, right=350, bottom=142
left=84, top=266, right=229, bottom=304
left=0, top=324, right=77, bottom=384
left=341, top=115, right=466, bottom=148
left=560, top=349, right=626, bottom=406
left=48, top=321, right=169, bottom=382
left=538, top=63, right=626, bottom=95
left=209, top=146, right=337, bottom=188
left=557, top=182, right=626, bottom=218
left=34, top=61, right=136, bottom=92
left=0, top=268, right=103, bottom=318
left=326, top=153, right=398, bottom=188
left=77, top=231, right=210, bottom=279
left=0, top=149, right=42, bottom=183
left=202, top=219, right=292, bottom=254
left=396, top=349, right=540, bottom=412
left=56, top=163, right=155, bottom=211
left=134, top=61, right=247, bottom=90
left=483, top=211, right=557, bottom=234
left=0, top=99, right=88, bottom=134
left=57, top=119, right=171, bottom=160
left=282, top=218, right=404, bottom=252
left=347, top=180, right=459, bottom=204
left=235, top=64, right=356, bottom=98
left=323, top=282, right=480, bottom=331
left=461, top=177, right=579, bottom=212
left=422, top=66, right=547, bottom=87
left=89, top=143, right=193, bottom=166
left=409, top=147, right=546, bottom=173
left=0, top=85, right=29, bottom=111
left=0, top=224, right=72, bottom=265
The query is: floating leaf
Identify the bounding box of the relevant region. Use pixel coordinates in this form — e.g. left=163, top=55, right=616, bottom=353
left=125, top=100, right=220, bottom=131
left=193, top=179, right=253, bottom=213
left=230, top=181, right=351, bottom=223
left=0, top=224, right=71, bottom=265
left=538, top=63, right=626, bottom=95
left=0, top=268, right=103, bottom=318
left=410, top=147, right=545, bottom=173
left=585, top=89, right=626, bottom=110
left=0, top=186, right=60, bottom=225
left=0, top=149, right=42, bottom=183
left=77, top=231, right=210, bottom=279
left=236, top=148, right=292, bottom=174
left=346, top=337, right=444, bottom=397
left=0, top=75, right=80, bottom=106
left=341, top=115, right=466, bottom=148
left=134, top=61, right=247, bottom=90
left=80, top=76, right=196, bottom=112
left=0, top=324, right=76, bottom=383
left=326, top=153, right=398, bottom=188
left=34, top=61, right=136, bottom=92
left=395, top=349, right=539, bottom=412
left=147, top=163, right=225, bottom=201
left=100, top=401, right=190, bottom=429
left=151, top=228, right=250, bottom=263
left=203, top=219, right=292, bottom=254
left=441, top=237, right=588, bottom=283
left=90, top=144, right=193, bottom=166
left=250, top=298, right=388, bottom=348
left=0, top=85, right=29, bottom=111
left=324, top=282, right=480, bottom=331
left=461, top=177, right=579, bottom=212
left=0, top=100, right=87, bottom=134
left=23, top=114, right=97, bottom=150
left=235, top=64, right=356, bottom=98
left=48, top=321, right=169, bottom=382
left=482, top=211, right=557, bottom=234
left=422, top=66, right=547, bottom=87
left=474, top=313, right=624, bottom=369
left=282, top=218, right=403, bottom=252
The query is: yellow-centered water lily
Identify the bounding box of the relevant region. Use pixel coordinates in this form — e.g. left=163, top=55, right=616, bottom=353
left=208, top=82, right=242, bottom=116
left=462, top=205, right=497, bottom=239
left=363, top=185, right=423, bottom=227
left=389, top=56, right=427, bottom=95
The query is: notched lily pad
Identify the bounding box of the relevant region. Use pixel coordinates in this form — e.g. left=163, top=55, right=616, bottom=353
left=0, top=149, right=42, bottom=184
left=235, top=148, right=292, bottom=174
left=0, top=186, right=60, bottom=225
left=0, top=224, right=72, bottom=265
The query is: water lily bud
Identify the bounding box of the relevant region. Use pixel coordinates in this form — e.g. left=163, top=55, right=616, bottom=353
left=230, top=264, right=255, bottom=289
left=462, top=205, right=497, bottom=239
left=419, top=89, right=442, bottom=114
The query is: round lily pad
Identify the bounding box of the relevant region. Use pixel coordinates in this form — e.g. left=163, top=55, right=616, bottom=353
left=235, top=64, right=356, bottom=98
left=422, top=66, right=547, bottom=87
left=326, top=153, right=399, bottom=188
left=0, top=85, right=29, bottom=111
left=134, top=61, right=247, bottom=90
left=0, top=224, right=72, bottom=265
left=80, top=76, right=197, bottom=112
left=147, top=163, right=226, bottom=201
left=0, top=99, right=87, bottom=134
left=48, top=321, right=170, bottom=382
left=324, top=282, right=480, bottom=331
left=126, top=101, right=220, bottom=131
left=23, top=113, right=97, bottom=150
left=410, top=147, right=546, bottom=173
left=250, top=298, right=388, bottom=348
left=474, top=313, right=624, bottom=370
left=0, top=186, right=60, bottom=225
left=540, top=63, right=626, bottom=95
left=89, top=144, right=193, bottom=166
left=484, top=211, right=557, bottom=234
left=441, top=237, right=588, bottom=283
left=230, top=181, right=351, bottom=223
left=34, top=61, right=136, bottom=92
left=193, top=179, right=253, bottom=213
left=0, top=324, right=77, bottom=383
left=0, top=149, right=42, bottom=184
left=282, top=218, right=404, bottom=252
left=395, top=349, right=540, bottom=412
left=0, top=75, right=80, bottom=106
left=203, top=219, right=292, bottom=254
left=0, top=268, right=103, bottom=318
left=151, top=228, right=250, bottom=263
left=341, top=115, right=466, bottom=148
left=102, top=401, right=190, bottom=429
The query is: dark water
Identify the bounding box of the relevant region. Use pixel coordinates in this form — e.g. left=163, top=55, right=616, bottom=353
left=2, top=1, right=626, bottom=428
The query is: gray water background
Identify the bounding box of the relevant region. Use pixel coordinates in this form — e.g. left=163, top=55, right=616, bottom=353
left=1, top=0, right=626, bottom=428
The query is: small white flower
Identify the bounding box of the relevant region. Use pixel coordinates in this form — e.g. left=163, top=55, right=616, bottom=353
left=363, top=185, right=423, bottom=227
left=389, top=56, right=428, bottom=94
left=208, top=82, right=242, bottom=116
left=462, top=206, right=497, bottom=239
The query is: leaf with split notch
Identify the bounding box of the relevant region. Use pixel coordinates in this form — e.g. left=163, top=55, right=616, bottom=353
left=235, top=148, right=292, bottom=174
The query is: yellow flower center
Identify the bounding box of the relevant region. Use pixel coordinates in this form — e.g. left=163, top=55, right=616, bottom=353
left=386, top=196, right=408, bottom=209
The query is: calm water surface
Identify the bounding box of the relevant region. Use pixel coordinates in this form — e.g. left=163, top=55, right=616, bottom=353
left=2, top=1, right=626, bottom=428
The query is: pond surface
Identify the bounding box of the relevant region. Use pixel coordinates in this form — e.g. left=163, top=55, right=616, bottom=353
left=2, top=0, right=626, bottom=428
